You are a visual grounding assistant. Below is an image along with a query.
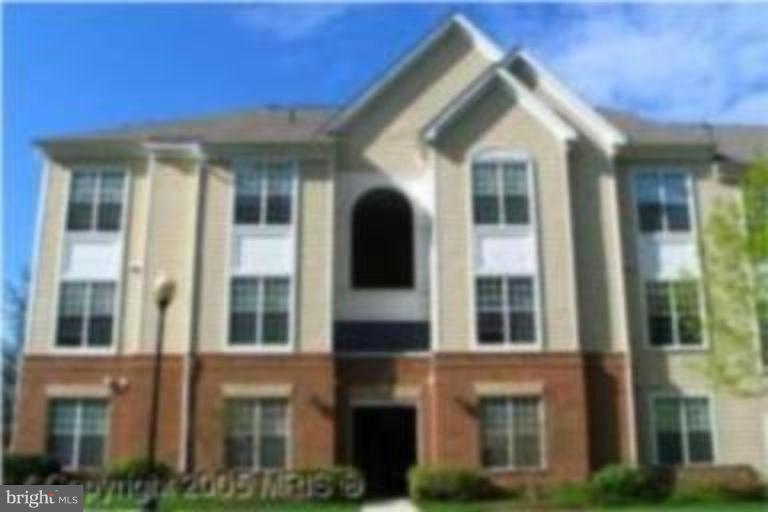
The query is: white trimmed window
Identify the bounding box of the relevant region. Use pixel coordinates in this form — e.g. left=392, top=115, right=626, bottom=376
left=480, top=396, right=543, bottom=469
left=56, top=281, right=116, bottom=348
left=634, top=171, right=692, bottom=234
left=229, top=277, right=291, bottom=346
left=476, top=276, right=536, bottom=345
left=234, top=162, right=295, bottom=225
left=472, top=158, right=530, bottom=226
left=47, top=399, right=108, bottom=469
left=653, top=396, right=714, bottom=465
left=67, top=170, right=125, bottom=232
left=223, top=399, right=288, bottom=470
left=646, top=280, right=703, bottom=348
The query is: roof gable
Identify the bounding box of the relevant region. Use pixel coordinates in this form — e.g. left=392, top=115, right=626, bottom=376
left=423, top=66, right=577, bottom=144
left=326, top=14, right=502, bottom=132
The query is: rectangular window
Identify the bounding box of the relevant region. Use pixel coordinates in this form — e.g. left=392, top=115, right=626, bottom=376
left=234, top=162, right=295, bottom=225
left=56, top=281, right=116, bottom=348
left=223, top=399, right=288, bottom=470
left=758, top=301, right=768, bottom=368
left=646, top=280, right=703, bottom=347
left=47, top=399, right=108, bottom=469
left=634, top=171, right=692, bottom=234
left=480, top=397, right=543, bottom=469
left=476, top=276, right=536, bottom=345
left=472, top=160, right=530, bottom=226
left=229, top=277, right=291, bottom=346
left=67, top=171, right=125, bottom=232
left=653, top=396, right=714, bottom=465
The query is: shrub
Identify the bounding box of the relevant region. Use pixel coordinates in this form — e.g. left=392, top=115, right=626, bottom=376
left=106, top=458, right=174, bottom=482
left=662, top=465, right=766, bottom=502
left=408, top=466, right=501, bottom=502
left=589, top=464, right=654, bottom=505
left=290, top=466, right=365, bottom=501
left=2, top=454, right=61, bottom=484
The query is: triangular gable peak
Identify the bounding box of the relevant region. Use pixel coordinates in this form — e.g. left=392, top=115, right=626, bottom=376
left=505, top=50, right=626, bottom=154
left=423, top=66, right=577, bottom=144
left=327, top=14, right=502, bottom=132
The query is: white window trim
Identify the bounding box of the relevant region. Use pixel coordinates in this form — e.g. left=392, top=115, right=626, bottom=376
left=640, top=278, right=709, bottom=352
left=49, top=398, right=110, bottom=471
left=52, top=166, right=129, bottom=355
left=473, top=275, right=540, bottom=351
left=480, top=395, right=547, bottom=472
left=649, top=392, right=718, bottom=466
left=224, top=398, right=292, bottom=471
left=224, top=157, right=299, bottom=353
left=65, top=167, right=127, bottom=234
left=468, top=149, right=543, bottom=352
left=225, top=276, right=294, bottom=352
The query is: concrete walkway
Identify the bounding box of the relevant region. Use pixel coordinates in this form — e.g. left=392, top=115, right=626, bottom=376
left=361, top=498, right=420, bottom=512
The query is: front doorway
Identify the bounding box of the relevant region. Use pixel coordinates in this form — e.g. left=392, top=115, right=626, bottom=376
left=352, top=405, right=417, bottom=497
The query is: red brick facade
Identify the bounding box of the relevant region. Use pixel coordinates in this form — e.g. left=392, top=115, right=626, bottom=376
left=14, top=352, right=630, bottom=487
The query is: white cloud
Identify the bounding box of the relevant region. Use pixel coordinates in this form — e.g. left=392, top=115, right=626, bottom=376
left=486, top=5, right=768, bottom=123
left=236, top=5, right=347, bottom=42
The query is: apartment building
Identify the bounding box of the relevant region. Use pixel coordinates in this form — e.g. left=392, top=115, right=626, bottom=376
left=13, top=15, right=768, bottom=496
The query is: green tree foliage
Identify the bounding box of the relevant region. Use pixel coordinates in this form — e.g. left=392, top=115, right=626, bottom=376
left=698, top=158, right=768, bottom=395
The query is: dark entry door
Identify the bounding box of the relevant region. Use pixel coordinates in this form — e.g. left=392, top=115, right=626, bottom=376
left=353, top=406, right=417, bottom=497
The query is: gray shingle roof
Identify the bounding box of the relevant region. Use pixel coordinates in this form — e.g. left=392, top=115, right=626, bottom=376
left=39, top=104, right=767, bottom=163
left=39, top=107, right=339, bottom=145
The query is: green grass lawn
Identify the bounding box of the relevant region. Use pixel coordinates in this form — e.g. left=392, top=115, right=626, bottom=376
left=418, top=500, right=768, bottom=512
left=84, top=495, right=359, bottom=511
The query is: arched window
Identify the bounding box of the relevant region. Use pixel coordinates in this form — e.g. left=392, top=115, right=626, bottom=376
left=352, top=188, right=414, bottom=289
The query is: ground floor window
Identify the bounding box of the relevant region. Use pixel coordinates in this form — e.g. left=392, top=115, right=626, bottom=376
left=479, top=396, right=543, bottom=469
left=47, top=398, right=108, bottom=469
left=653, top=396, right=714, bottom=465
left=223, top=398, right=288, bottom=470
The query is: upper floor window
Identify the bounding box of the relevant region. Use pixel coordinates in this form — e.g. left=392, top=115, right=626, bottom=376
left=653, top=396, right=713, bottom=465
left=67, top=171, right=125, bottom=232
left=223, top=398, right=288, bottom=470
left=234, top=162, right=295, bottom=225
left=48, top=398, right=108, bottom=469
left=56, top=281, right=116, bottom=348
left=229, top=277, right=291, bottom=346
left=646, top=280, right=703, bottom=348
left=352, top=188, right=414, bottom=289
left=479, top=396, right=543, bottom=469
left=634, top=171, right=692, bottom=234
left=476, top=276, right=536, bottom=346
left=472, top=157, right=530, bottom=226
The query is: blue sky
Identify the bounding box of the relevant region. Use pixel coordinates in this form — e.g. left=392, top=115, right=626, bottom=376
left=4, top=3, right=768, bottom=292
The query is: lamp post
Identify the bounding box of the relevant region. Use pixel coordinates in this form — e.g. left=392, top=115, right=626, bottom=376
left=140, top=274, right=175, bottom=512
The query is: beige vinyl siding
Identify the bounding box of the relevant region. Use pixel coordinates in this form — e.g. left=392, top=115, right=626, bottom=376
left=338, top=25, right=491, bottom=177
left=26, top=161, right=68, bottom=353
left=434, top=82, right=578, bottom=352
left=197, top=149, right=334, bottom=353
left=196, top=161, right=232, bottom=353
left=139, top=158, right=199, bottom=354
left=297, top=156, right=334, bottom=352
left=570, top=140, right=628, bottom=352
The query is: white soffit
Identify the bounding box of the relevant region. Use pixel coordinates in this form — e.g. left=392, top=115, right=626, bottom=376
left=327, top=14, right=502, bottom=132
left=424, top=67, right=577, bottom=144
left=508, top=50, right=627, bottom=151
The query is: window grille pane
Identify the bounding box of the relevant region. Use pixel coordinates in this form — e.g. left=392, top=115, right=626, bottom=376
left=476, top=278, right=503, bottom=311
left=260, top=437, right=286, bottom=469
left=232, top=279, right=259, bottom=312
left=480, top=399, right=510, bottom=468
left=262, top=279, right=289, bottom=344
left=507, top=278, right=533, bottom=310
left=80, top=400, right=107, bottom=435
left=57, top=283, right=86, bottom=347
left=502, top=163, right=528, bottom=195
left=654, top=398, right=683, bottom=465
left=481, top=432, right=509, bottom=468
left=224, top=401, right=255, bottom=469
left=79, top=436, right=105, bottom=468
left=259, top=400, right=287, bottom=469
left=50, top=400, right=77, bottom=435
left=67, top=204, right=94, bottom=231
left=473, top=164, right=500, bottom=224
left=478, top=313, right=504, bottom=343
left=511, top=398, right=542, bottom=467
left=635, top=174, right=663, bottom=233
left=225, top=436, right=254, bottom=469
left=684, top=397, right=713, bottom=463
left=96, top=172, right=124, bottom=231
left=48, top=436, right=75, bottom=469
left=68, top=173, right=97, bottom=230
left=674, top=282, right=702, bottom=346
left=481, top=399, right=508, bottom=431
left=504, top=197, right=529, bottom=225
left=665, top=204, right=690, bottom=232
left=647, top=283, right=674, bottom=346
left=235, top=169, right=264, bottom=224
left=508, top=313, right=535, bottom=343
left=265, top=169, right=293, bottom=224
left=639, top=204, right=664, bottom=232
left=663, top=174, right=688, bottom=205
left=230, top=280, right=259, bottom=344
